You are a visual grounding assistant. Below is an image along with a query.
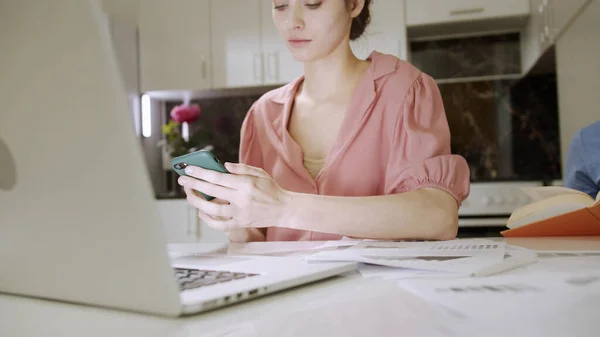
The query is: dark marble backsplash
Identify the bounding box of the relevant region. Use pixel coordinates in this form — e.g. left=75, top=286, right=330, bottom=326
left=410, top=33, right=521, bottom=79
left=509, top=73, right=561, bottom=180
left=410, top=32, right=560, bottom=182
left=440, top=74, right=561, bottom=181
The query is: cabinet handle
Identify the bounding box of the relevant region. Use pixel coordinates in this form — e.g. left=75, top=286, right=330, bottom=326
left=200, top=56, right=207, bottom=80
left=186, top=206, right=200, bottom=241
left=449, top=7, right=484, bottom=16
left=195, top=215, right=201, bottom=241
left=546, top=0, right=556, bottom=43
left=186, top=211, right=193, bottom=237
left=267, top=51, right=279, bottom=82
left=253, top=52, right=263, bottom=83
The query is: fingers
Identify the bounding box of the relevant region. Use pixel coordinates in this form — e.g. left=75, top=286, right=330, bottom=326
left=212, top=198, right=230, bottom=205
left=224, top=162, right=268, bottom=178
left=184, top=187, right=234, bottom=219
left=183, top=165, right=247, bottom=190
left=178, top=176, right=238, bottom=203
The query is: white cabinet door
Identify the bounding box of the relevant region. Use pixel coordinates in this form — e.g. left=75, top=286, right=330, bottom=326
left=138, top=0, right=211, bottom=92
left=156, top=200, right=198, bottom=243
left=406, top=0, right=530, bottom=27
left=211, top=0, right=262, bottom=89
left=260, top=0, right=303, bottom=85
left=100, top=0, right=139, bottom=25
left=351, top=0, right=408, bottom=60
left=520, top=0, right=590, bottom=75
left=521, top=0, right=549, bottom=74
left=197, top=220, right=230, bottom=243
left=156, top=200, right=229, bottom=243
left=549, top=0, right=591, bottom=40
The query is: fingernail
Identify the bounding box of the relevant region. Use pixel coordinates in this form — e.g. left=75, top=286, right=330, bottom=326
left=185, top=167, right=193, bottom=175
left=178, top=177, right=185, bottom=185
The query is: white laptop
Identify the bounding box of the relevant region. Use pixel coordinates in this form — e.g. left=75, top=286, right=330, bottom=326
left=0, top=0, right=356, bottom=317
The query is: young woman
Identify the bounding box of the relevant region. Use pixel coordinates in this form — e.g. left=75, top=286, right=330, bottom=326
left=178, top=0, right=471, bottom=242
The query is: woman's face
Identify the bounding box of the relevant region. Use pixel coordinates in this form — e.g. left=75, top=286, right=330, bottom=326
left=272, top=0, right=364, bottom=62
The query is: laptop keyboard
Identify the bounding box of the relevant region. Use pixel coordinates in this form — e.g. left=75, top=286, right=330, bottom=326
left=174, top=268, right=259, bottom=291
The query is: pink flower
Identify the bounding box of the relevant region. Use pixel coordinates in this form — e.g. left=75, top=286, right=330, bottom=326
left=170, top=104, right=201, bottom=123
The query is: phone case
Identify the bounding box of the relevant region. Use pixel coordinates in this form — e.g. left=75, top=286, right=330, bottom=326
left=170, top=150, right=229, bottom=201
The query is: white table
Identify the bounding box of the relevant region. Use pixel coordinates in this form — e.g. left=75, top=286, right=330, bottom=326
left=1, top=237, right=600, bottom=337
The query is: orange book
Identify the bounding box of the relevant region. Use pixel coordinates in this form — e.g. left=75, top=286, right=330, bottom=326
left=501, top=186, right=600, bottom=237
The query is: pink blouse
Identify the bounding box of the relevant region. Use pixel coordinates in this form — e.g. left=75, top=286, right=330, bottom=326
left=239, top=51, right=471, bottom=241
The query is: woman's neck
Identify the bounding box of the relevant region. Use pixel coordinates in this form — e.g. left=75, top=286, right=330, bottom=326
left=300, top=44, right=369, bottom=103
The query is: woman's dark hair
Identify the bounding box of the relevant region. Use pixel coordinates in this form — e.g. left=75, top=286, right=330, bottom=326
left=349, top=0, right=372, bottom=41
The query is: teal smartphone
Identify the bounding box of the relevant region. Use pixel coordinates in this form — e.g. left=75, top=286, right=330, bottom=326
left=170, top=150, right=229, bottom=201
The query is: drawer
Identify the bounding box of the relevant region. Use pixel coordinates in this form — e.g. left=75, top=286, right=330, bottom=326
left=406, top=0, right=530, bottom=26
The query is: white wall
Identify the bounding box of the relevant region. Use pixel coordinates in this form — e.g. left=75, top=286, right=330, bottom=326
left=556, top=0, right=600, bottom=173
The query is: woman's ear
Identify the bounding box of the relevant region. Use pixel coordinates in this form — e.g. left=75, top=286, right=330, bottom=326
left=348, top=0, right=365, bottom=18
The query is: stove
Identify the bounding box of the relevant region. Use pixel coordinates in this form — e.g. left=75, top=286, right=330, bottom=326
left=458, top=181, right=544, bottom=227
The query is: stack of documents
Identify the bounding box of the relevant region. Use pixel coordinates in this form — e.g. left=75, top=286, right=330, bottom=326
left=305, top=239, right=538, bottom=278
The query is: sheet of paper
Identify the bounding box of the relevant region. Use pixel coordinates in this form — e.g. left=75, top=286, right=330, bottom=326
left=504, top=250, right=600, bottom=277
left=355, top=244, right=537, bottom=280
left=217, top=240, right=359, bottom=257
left=305, top=239, right=509, bottom=275
left=203, top=279, right=464, bottom=337
left=397, top=271, right=600, bottom=337
left=357, top=263, right=451, bottom=280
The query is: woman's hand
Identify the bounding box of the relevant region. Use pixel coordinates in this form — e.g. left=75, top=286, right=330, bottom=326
left=178, top=163, right=290, bottom=232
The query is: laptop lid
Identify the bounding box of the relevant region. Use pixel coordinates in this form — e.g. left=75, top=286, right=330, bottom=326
left=0, top=0, right=182, bottom=317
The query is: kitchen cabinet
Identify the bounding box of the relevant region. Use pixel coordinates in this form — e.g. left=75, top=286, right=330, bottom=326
left=260, top=0, right=304, bottom=85
left=156, top=199, right=228, bottom=243
left=138, top=0, right=211, bottom=92
left=210, top=0, right=263, bottom=88
left=521, top=0, right=591, bottom=75
left=406, top=0, right=530, bottom=27
left=157, top=199, right=197, bottom=243
left=211, top=0, right=302, bottom=88
left=351, top=0, right=408, bottom=61
left=138, top=0, right=410, bottom=91
left=548, top=0, right=591, bottom=40
left=100, top=0, right=139, bottom=26
left=521, top=0, right=550, bottom=75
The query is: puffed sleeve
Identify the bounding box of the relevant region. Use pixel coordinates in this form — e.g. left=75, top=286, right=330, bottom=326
left=384, top=73, right=470, bottom=205
left=238, top=104, right=264, bottom=167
